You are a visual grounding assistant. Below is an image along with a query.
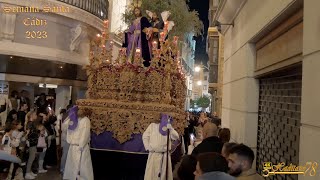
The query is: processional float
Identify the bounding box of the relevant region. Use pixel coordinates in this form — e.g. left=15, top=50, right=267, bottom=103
left=75, top=6, right=187, bottom=179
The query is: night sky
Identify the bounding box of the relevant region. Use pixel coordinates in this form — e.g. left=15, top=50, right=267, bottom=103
left=188, top=0, right=209, bottom=65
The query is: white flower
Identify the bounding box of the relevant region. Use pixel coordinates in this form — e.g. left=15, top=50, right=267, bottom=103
left=161, top=11, right=171, bottom=22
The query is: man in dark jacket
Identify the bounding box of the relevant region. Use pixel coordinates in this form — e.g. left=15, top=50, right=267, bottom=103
left=191, top=122, right=223, bottom=157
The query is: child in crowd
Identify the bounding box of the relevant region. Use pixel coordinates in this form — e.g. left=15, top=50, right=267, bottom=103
left=2, top=123, right=16, bottom=155
left=25, top=111, right=39, bottom=180
left=9, top=120, right=24, bottom=180
left=36, top=124, right=48, bottom=173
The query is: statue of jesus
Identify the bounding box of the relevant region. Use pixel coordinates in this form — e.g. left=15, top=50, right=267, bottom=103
left=124, top=7, right=152, bottom=67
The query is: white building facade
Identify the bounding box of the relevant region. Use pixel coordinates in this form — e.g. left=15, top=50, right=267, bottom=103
left=0, top=0, right=107, bottom=117
left=180, top=33, right=196, bottom=111
left=215, top=0, right=319, bottom=179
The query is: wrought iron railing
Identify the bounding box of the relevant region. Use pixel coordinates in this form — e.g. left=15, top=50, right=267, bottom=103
left=56, top=0, right=108, bottom=19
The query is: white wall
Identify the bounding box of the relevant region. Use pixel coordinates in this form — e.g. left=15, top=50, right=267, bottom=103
left=0, top=1, right=102, bottom=66
left=221, top=0, right=294, bottom=152
left=299, top=0, right=320, bottom=179
left=109, top=0, right=128, bottom=33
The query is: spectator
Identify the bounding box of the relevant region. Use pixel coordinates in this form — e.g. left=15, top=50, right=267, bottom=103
left=228, top=144, right=264, bottom=180
left=2, top=123, right=16, bottom=155
left=36, top=124, right=48, bottom=173
left=9, top=120, right=24, bottom=180
left=25, top=111, right=39, bottom=180
left=177, top=155, right=197, bottom=180
left=191, top=122, right=223, bottom=157
left=6, top=110, right=18, bottom=125
left=219, top=128, right=231, bottom=143
left=17, top=102, right=28, bottom=130
left=212, top=118, right=221, bottom=129
left=36, top=93, right=48, bottom=114
left=221, top=142, right=238, bottom=159
left=20, top=90, right=31, bottom=111
left=0, top=95, right=12, bottom=127
left=42, top=112, right=57, bottom=168
left=9, top=91, right=19, bottom=111
left=194, top=152, right=235, bottom=180
left=198, top=112, right=208, bottom=127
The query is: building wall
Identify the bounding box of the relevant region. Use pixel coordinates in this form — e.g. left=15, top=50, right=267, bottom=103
left=299, top=0, right=320, bottom=179
left=181, top=33, right=196, bottom=110
left=218, top=1, right=320, bottom=179
left=0, top=0, right=105, bottom=123
left=220, top=0, right=295, bottom=158
left=0, top=0, right=103, bottom=66
left=202, top=72, right=209, bottom=96
left=109, top=0, right=128, bottom=34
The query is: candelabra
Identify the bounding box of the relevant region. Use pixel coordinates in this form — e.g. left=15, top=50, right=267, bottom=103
left=89, top=18, right=184, bottom=79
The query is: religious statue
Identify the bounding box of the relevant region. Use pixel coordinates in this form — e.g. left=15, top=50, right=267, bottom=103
left=146, top=11, right=164, bottom=49
left=123, top=7, right=152, bottom=67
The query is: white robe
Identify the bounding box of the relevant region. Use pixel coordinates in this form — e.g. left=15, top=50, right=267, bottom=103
left=63, top=117, right=93, bottom=180
left=142, top=123, right=179, bottom=180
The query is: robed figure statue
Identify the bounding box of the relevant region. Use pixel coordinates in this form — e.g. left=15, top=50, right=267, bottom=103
left=123, top=7, right=152, bottom=67
left=150, top=12, right=164, bottom=49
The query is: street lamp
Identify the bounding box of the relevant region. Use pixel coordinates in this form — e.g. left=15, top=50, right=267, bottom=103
left=197, top=80, right=202, bottom=86
left=195, top=66, right=201, bottom=72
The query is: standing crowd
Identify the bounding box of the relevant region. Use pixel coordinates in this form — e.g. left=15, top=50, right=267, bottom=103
left=0, top=90, right=71, bottom=180
left=172, top=111, right=264, bottom=180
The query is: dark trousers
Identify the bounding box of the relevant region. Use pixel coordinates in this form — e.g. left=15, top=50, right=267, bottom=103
left=44, top=139, right=57, bottom=167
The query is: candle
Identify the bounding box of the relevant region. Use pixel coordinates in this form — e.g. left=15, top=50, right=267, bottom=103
left=160, top=32, right=165, bottom=41
left=103, top=20, right=109, bottom=27
left=97, top=34, right=101, bottom=38
left=164, top=21, right=168, bottom=29
left=156, top=49, right=161, bottom=58
left=152, top=41, right=157, bottom=49
left=136, top=48, right=141, bottom=57
left=110, top=41, right=114, bottom=49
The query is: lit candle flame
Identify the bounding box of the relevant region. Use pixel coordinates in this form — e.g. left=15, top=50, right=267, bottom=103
left=136, top=48, right=141, bottom=53
left=152, top=41, right=157, bottom=49
left=97, top=34, right=101, bottom=38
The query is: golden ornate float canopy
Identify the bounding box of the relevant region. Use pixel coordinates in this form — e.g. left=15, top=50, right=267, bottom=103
left=77, top=20, right=187, bottom=143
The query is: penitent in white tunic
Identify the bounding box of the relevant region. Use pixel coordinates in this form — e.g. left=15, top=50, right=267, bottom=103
left=142, top=123, right=179, bottom=180
left=63, top=117, right=93, bottom=180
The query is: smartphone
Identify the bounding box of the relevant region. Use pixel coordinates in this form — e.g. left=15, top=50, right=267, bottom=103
left=190, top=133, right=195, bottom=141
left=3, top=137, right=9, bottom=145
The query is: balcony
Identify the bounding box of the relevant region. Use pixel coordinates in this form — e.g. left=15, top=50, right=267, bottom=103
left=57, top=0, right=108, bottom=19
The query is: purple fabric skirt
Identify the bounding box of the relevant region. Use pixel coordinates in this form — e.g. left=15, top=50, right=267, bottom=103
left=90, top=132, right=147, bottom=153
